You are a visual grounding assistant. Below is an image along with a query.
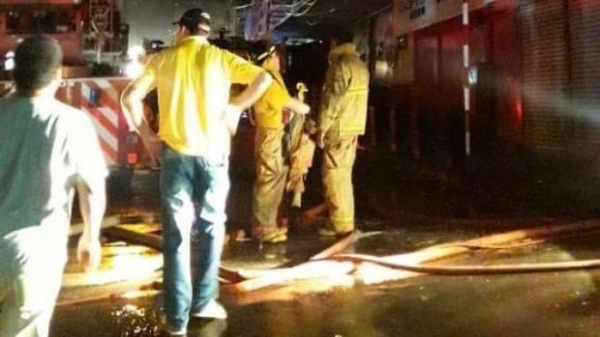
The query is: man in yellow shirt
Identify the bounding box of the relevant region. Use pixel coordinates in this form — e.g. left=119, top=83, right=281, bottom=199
left=248, top=41, right=310, bottom=243
left=316, top=31, right=369, bottom=237
left=121, top=8, right=272, bottom=336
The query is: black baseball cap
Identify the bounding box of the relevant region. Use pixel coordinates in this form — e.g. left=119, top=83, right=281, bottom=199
left=173, top=8, right=211, bottom=28
left=249, top=40, right=276, bottom=64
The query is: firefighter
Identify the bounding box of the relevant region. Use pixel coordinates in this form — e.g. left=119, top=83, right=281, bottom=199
left=248, top=40, right=310, bottom=243
left=315, top=31, right=370, bottom=237
left=121, top=8, right=272, bottom=336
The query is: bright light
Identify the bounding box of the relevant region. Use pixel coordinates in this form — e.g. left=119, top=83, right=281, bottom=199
left=120, top=289, right=160, bottom=299
left=4, top=51, right=15, bottom=71
left=468, top=66, right=478, bottom=85
left=124, top=61, right=144, bottom=78
left=128, top=45, right=145, bottom=60
left=124, top=45, right=146, bottom=78
left=62, top=253, right=162, bottom=286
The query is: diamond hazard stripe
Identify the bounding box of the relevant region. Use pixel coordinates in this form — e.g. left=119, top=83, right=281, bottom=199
left=87, top=106, right=119, bottom=137
left=80, top=80, right=121, bottom=165
left=98, top=136, right=118, bottom=163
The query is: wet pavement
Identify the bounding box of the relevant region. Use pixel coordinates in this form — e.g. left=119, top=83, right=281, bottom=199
left=50, top=140, right=600, bottom=336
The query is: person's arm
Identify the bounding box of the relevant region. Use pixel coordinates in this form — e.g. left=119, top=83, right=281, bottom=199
left=67, top=110, right=108, bottom=273
left=225, top=71, right=273, bottom=135
left=121, top=71, right=160, bottom=162
left=75, top=180, right=106, bottom=272
left=316, top=60, right=349, bottom=147
left=284, top=97, right=310, bottom=115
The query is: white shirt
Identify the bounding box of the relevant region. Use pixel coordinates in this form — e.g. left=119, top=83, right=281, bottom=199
left=0, top=95, right=107, bottom=275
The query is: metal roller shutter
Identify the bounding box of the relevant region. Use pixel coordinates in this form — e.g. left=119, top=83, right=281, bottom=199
left=569, top=0, right=600, bottom=155
left=520, top=0, right=570, bottom=153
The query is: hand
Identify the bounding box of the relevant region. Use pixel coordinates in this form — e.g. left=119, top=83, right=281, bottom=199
left=77, top=234, right=102, bottom=273
left=315, top=130, right=325, bottom=149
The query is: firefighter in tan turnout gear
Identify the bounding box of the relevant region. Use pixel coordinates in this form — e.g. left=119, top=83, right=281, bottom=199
left=249, top=40, right=310, bottom=243
left=315, top=31, right=370, bottom=237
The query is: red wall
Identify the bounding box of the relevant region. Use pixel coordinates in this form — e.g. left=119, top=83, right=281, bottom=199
left=412, top=0, right=521, bottom=159
left=489, top=0, right=522, bottom=144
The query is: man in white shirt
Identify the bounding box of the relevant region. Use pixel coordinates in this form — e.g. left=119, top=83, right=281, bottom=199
left=0, top=35, right=107, bottom=337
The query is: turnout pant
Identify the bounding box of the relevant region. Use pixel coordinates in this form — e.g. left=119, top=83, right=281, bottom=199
left=322, top=136, right=358, bottom=233
left=252, top=128, right=289, bottom=238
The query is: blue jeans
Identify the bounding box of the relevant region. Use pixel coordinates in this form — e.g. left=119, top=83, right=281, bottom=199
left=160, top=145, right=229, bottom=331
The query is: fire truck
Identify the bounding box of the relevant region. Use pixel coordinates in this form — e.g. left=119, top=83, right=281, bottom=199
left=0, top=0, right=151, bottom=175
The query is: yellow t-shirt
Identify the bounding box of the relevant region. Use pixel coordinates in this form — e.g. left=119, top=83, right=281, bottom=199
left=252, top=70, right=290, bottom=130
left=144, top=36, right=263, bottom=156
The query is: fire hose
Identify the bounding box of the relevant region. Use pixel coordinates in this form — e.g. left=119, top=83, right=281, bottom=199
left=326, top=253, right=600, bottom=275
left=318, top=225, right=600, bottom=276
left=63, top=216, right=600, bottom=298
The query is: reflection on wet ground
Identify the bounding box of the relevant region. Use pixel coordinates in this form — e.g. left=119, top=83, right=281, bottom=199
left=53, top=235, right=600, bottom=336
left=52, top=145, right=600, bottom=336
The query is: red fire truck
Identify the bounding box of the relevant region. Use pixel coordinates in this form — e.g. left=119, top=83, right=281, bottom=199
left=0, top=0, right=151, bottom=173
